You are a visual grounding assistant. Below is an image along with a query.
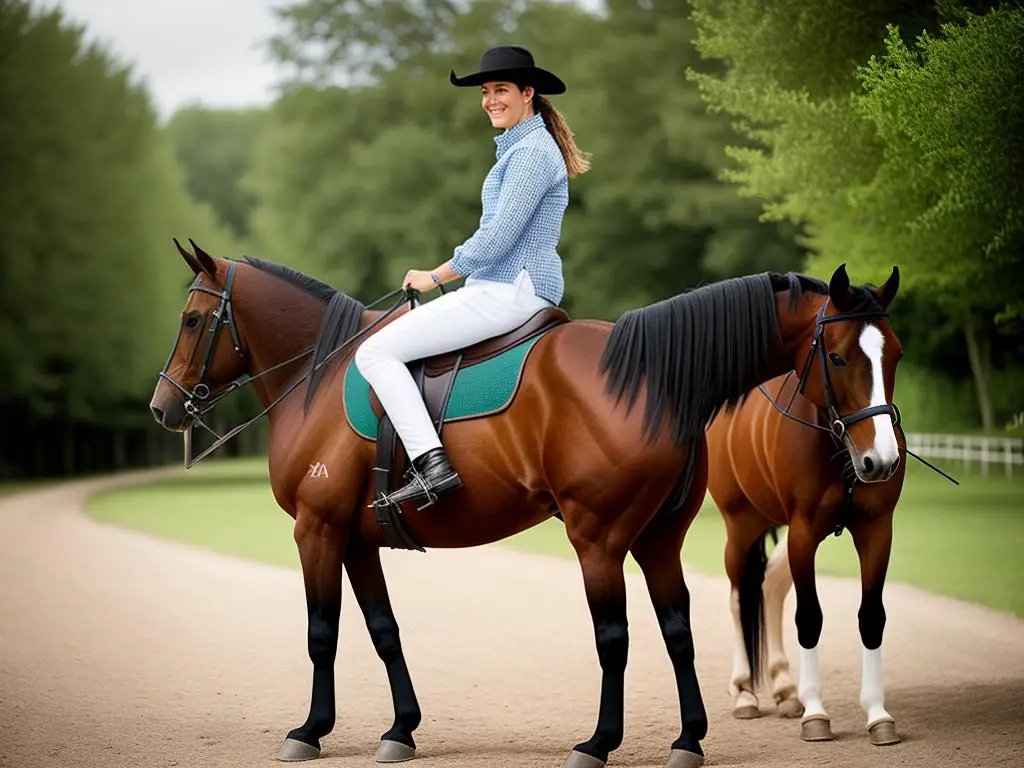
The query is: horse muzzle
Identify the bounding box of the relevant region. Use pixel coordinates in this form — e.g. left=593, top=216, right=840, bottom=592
left=851, top=448, right=901, bottom=483
left=149, top=392, right=190, bottom=432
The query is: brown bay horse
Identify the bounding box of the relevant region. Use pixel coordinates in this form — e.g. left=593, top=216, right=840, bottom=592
left=705, top=267, right=905, bottom=746
left=149, top=239, right=894, bottom=767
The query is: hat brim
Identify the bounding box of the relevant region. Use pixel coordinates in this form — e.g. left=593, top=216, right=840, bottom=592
left=449, top=66, right=566, bottom=95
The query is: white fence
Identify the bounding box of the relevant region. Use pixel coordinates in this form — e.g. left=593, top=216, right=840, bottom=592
left=904, top=432, right=1024, bottom=477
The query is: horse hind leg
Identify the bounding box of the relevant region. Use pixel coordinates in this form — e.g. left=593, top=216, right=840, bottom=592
left=762, top=529, right=803, bottom=718
left=722, top=513, right=772, bottom=721
left=628, top=453, right=710, bottom=768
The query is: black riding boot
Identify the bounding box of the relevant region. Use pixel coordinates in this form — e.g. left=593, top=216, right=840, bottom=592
left=382, top=447, right=463, bottom=508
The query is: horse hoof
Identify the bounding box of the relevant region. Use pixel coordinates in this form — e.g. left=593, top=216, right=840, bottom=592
left=278, top=737, right=321, bottom=761
left=376, top=739, right=416, bottom=762
left=666, top=748, right=705, bottom=768
left=563, top=749, right=606, bottom=768
left=869, top=719, right=900, bottom=746
left=800, top=716, right=834, bottom=742
left=732, top=704, right=761, bottom=719
left=776, top=697, right=804, bottom=719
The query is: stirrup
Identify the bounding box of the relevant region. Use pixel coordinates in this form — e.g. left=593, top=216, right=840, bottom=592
left=372, top=466, right=440, bottom=512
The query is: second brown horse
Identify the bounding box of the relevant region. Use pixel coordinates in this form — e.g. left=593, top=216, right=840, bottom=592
left=706, top=267, right=905, bottom=747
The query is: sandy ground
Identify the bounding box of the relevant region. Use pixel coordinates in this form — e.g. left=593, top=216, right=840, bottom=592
left=1, top=469, right=1022, bottom=768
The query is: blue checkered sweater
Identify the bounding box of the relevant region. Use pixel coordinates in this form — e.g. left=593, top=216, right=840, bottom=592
left=449, top=113, right=568, bottom=305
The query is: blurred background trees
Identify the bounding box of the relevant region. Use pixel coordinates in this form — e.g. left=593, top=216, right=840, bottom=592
left=1, top=0, right=1020, bottom=479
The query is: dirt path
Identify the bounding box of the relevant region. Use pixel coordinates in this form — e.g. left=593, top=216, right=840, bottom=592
left=1, top=470, right=1022, bottom=768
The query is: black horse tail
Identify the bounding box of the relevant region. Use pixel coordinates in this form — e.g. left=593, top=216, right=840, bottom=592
left=740, top=525, right=781, bottom=688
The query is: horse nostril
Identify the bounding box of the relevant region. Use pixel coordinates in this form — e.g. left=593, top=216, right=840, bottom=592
left=862, top=455, right=875, bottom=475
left=150, top=404, right=165, bottom=424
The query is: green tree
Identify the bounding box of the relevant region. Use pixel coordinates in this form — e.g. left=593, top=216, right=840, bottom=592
left=0, top=1, right=239, bottom=477
left=166, top=106, right=267, bottom=241
left=689, top=0, right=1023, bottom=429
left=558, top=0, right=803, bottom=319
left=252, top=0, right=803, bottom=320
left=269, top=0, right=461, bottom=85
left=250, top=0, right=602, bottom=301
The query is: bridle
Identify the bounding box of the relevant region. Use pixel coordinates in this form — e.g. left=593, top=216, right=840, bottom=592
left=157, top=260, right=412, bottom=467
left=759, top=298, right=900, bottom=443
left=158, top=261, right=248, bottom=417
left=758, top=297, right=957, bottom=523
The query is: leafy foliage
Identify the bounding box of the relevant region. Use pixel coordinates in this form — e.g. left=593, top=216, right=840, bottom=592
left=166, top=107, right=266, bottom=241
left=249, top=0, right=803, bottom=317
left=689, top=0, right=1024, bottom=427
left=0, top=1, right=237, bottom=475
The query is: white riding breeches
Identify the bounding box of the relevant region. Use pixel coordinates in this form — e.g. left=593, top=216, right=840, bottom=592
left=353, top=269, right=553, bottom=461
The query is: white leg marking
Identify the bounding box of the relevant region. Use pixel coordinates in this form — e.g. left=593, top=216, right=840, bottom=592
left=763, top=535, right=798, bottom=704
left=859, top=325, right=900, bottom=465
left=798, top=645, right=828, bottom=721
left=860, top=645, right=893, bottom=726
left=729, top=587, right=758, bottom=711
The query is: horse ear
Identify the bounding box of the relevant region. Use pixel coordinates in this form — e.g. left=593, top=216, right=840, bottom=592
left=187, top=238, right=217, bottom=277
left=828, top=263, right=852, bottom=309
left=173, top=237, right=202, bottom=275
left=877, top=265, right=900, bottom=309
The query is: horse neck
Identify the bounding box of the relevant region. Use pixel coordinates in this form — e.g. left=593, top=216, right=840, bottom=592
left=235, top=273, right=389, bottom=410
left=234, top=273, right=327, bottom=409
left=770, top=290, right=823, bottom=381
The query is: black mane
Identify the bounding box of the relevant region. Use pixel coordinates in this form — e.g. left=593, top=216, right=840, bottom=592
left=599, top=270, right=885, bottom=447
left=242, top=256, right=365, bottom=411
left=770, top=270, right=884, bottom=315
left=599, top=272, right=798, bottom=447
left=243, top=256, right=341, bottom=304
left=772, top=272, right=828, bottom=310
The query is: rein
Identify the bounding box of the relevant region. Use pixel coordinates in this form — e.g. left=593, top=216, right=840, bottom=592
left=158, top=260, right=416, bottom=468
left=758, top=298, right=959, bottom=490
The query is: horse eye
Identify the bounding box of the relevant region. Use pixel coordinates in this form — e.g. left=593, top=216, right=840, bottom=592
left=828, top=352, right=846, bottom=368
left=184, top=314, right=201, bottom=330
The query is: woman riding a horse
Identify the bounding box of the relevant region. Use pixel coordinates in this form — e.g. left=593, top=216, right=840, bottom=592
left=354, top=45, right=590, bottom=508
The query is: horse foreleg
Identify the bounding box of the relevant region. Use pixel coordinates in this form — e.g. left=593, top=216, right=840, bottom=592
left=279, top=507, right=347, bottom=761
left=344, top=544, right=422, bottom=762
left=787, top=517, right=832, bottom=742
left=762, top=531, right=802, bottom=718
left=849, top=514, right=900, bottom=746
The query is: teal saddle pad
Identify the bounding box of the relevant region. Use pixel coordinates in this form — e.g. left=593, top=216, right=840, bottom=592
left=344, top=334, right=545, bottom=441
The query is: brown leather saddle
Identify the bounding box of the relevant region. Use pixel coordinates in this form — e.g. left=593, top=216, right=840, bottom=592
left=371, top=305, right=569, bottom=551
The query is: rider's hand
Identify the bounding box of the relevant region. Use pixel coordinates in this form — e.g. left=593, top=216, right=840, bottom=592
left=403, top=269, right=439, bottom=294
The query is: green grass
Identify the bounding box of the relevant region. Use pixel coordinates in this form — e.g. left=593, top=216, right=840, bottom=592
left=86, top=460, right=300, bottom=570
left=82, top=455, right=1024, bottom=616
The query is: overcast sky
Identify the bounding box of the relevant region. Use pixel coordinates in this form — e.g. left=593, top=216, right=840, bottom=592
left=40, top=0, right=283, bottom=120
left=41, top=0, right=603, bottom=122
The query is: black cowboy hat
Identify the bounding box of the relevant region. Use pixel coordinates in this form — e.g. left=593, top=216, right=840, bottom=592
left=449, top=45, right=566, bottom=95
